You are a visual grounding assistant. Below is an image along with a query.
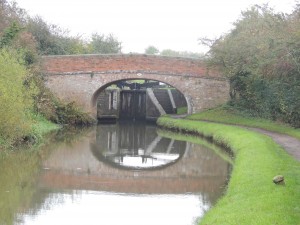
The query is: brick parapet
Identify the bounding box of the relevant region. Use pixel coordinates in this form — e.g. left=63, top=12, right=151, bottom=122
left=42, top=54, right=230, bottom=117
left=42, top=54, right=222, bottom=78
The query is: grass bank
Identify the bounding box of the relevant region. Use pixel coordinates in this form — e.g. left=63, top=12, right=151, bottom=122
left=0, top=114, right=59, bottom=149
left=157, top=116, right=300, bottom=225
left=187, top=107, right=300, bottom=140
left=30, top=114, right=60, bottom=140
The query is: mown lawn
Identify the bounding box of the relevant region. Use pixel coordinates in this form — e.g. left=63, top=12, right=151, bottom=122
left=157, top=116, right=300, bottom=225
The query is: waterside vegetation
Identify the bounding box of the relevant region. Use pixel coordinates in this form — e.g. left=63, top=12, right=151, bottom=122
left=201, top=4, right=300, bottom=128
left=157, top=116, right=300, bottom=224
left=0, top=0, right=102, bottom=148
left=0, top=48, right=58, bottom=148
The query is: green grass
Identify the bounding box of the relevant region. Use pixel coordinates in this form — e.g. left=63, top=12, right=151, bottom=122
left=29, top=114, right=60, bottom=145
left=187, top=107, right=300, bottom=140
left=176, top=106, right=187, bottom=114
left=31, top=114, right=60, bottom=136
left=0, top=114, right=59, bottom=150
left=157, top=117, right=300, bottom=225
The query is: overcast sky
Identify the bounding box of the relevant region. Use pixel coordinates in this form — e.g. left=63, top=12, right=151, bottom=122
left=15, top=0, right=296, bottom=53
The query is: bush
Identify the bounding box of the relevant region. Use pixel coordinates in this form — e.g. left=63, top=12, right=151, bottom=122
left=205, top=5, right=300, bottom=128
left=0, top=48, right=33, bottom=142
left=34, top=86, right=95, bottom=126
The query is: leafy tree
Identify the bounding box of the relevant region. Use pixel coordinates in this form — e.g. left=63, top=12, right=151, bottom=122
left=145, top=45, right=159, bottom=55
left=0, top=21, right=22, bottom=47
left=88, top=33, right=122, bottom=54
left=26, top=16, right=87, bottom=55
left=178, top=51, right=204, bottom=58
left=0, top=49, right=34, bottom=142
left=160, top=49, right=179, bottom=57
left=203, top=5, right=300, bottom=127
left=0, top=0, right=96, bottom=146
left=27, top=16, right=66, bottom=55
left=160, top=48, right=204, bottom=58
left=0, top=21, right=38, bottom=65
left=58, top=35, right=87, bottom=54
left=0, top=0, right=26, bottom=32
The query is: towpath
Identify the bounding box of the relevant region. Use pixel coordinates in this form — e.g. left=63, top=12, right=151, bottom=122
left=246, top=127, right=300, bottom=161
left=169, top=115, right=300, bottom=162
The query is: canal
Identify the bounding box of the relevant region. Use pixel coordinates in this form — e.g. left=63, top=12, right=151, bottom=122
left=0, top=122, right=232, bottom=225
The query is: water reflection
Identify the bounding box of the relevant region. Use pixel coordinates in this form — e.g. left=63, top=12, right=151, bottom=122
left=91, top=121, right=187, bottom=170
left=0, top=123, right=232, bottom=225
left=18, top=191, right=208, bottom=225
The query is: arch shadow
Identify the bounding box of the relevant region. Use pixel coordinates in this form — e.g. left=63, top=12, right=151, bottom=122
left=90, top=78, right=192, bottom=115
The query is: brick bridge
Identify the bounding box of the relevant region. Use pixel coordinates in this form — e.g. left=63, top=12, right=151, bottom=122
left=42, top=54, right=229, bottom=118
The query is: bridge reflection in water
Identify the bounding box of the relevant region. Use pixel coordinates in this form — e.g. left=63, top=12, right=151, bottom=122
left=92, top=121, right=188, bottom=170
left=17, top=122, right=231, bottom=225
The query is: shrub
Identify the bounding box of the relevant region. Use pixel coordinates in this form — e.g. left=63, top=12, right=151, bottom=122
left=0, top=48, right=33, bottom=142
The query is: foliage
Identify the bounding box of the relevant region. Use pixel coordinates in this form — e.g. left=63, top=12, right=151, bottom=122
left=30, top=113, right=59, bottom=141
left=0, top=48, right=34, bottom=143
left=26, top=17, right=123, bottom=55
left=144, top=45, right=204, bottom=58
left=33, top=84, right=95, bottom=126
left=26, top=16, right=85, bottom=55
left=88, top=33, right=122, bottom=54
left=53, top=101, right=96, bottom=126
left=203, top=5, right=300, bottom=127
left=0, top=20, right=38, bottom=65
left=0, top=0, right=106, bottom=148
left=144, top=45, right=159, bottom=55
left=158, top=116, right=300, bottom=224
left=0, top=0, right=26, bottom=32
left=0, top=21, right=22, bottom=47
left=160, top=49, right=204, bottom=58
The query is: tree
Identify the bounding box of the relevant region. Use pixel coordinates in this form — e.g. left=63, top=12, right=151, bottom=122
left=26, top=16, right=88, bottom=55
left=204, top=4, right=300, bottom=127
left=145, top=45, right=159, bottom=55
left=0, top=49, right=33, bottom=141
left=160, top=48, right=204, bottom=58
left=160, top=49, right=179, bottom=57
left=0, top=21, right=22, bottom=47
left=88, top=33, right=122, bottom=54
left=0, top=0, right=26, bottom=32
left=27, top=16, right=68, bottom=55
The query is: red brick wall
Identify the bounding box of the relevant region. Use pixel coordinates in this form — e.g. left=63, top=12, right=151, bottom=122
left=42, top=54, right=222, bottom=78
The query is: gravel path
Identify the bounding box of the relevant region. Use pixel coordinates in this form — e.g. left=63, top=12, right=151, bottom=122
left=246, top=127, right=300, bottom=162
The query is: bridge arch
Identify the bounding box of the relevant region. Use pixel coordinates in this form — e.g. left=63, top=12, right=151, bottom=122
left=42, top=54, right=230, bottom=118
left=90, top=77, right=191, bottom=114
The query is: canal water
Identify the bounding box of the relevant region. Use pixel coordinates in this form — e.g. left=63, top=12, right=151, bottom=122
left=0, top=122, right=232, bottom=225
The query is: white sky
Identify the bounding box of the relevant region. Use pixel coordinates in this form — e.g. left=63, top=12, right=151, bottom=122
left=15, top=0, right=296, bottom=53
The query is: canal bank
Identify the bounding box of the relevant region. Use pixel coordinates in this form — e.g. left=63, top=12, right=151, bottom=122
left=157, top=116, right=300, bottom=224
left=0, top=115, right=59, bottom=150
